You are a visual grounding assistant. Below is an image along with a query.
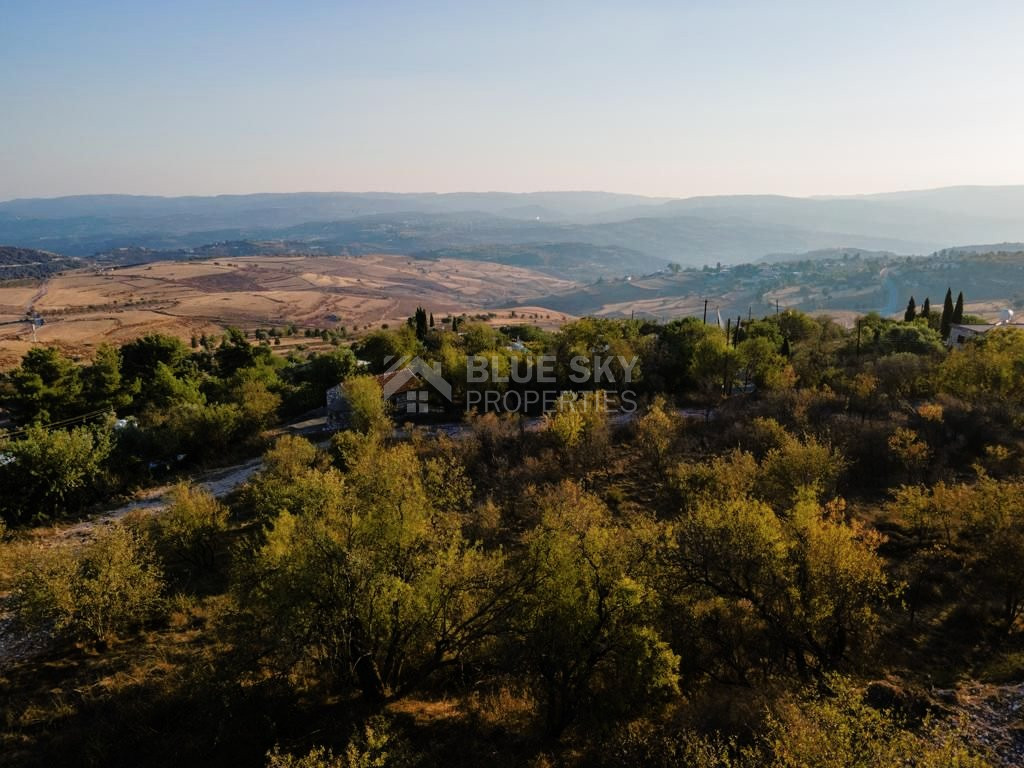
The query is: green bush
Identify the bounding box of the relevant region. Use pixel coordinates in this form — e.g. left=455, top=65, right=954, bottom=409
left=0, top=424, right=112, bottom=525
left=153, top=483, right=229, bottom=570
left=13, top=523, right=164, bottom=646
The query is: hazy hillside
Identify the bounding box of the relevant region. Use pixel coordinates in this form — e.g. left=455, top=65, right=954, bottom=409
left=849, top=185, right=1024, bottom=220
left=409, top=243, right=662, bottom=275
left=4, top=186, right=1024, bottom=278
left=0, top=245, right=77, bottom=280
left=759, top=247, right=900, bottom=264
left=0, top=191, right=667, bottom=231
left=600, top=192, right=1024, bottom=247
left=935, top=242, right=1024, bottom=256
left=271, top=211, right=926, bottom=269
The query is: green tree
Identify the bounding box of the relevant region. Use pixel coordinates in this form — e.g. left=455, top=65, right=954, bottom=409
left=690, top=331, right=738, bottom=405
left=1, top=346, right=83, bottom=423
left=648, top=317, right=718, bottom=393
left=82, top=343, right=134, bottom=413
left=737, top=336, right=792, bottom=390
left=120, top=333, right=190, bottom=383
left=882, top=323, right=945, bottom=355
left=461, top=322, right=500, bottom=355
left=343, top=375, right=392, bottom=436
left=231, top=368, right=282, bottom=431
left=544, top=391, right=611, bottom=476
left=953, top=291, right=965, bottom=323
left=940, top=287, right=955, bottom=339
left=354, top=327, right=421, bottom=372
left=633, top=396, right=677, bottom=472
left=672, top=494, right=889, bottom=679
left=904, top=296, right=917, bottom=322
left=513, top=482, right=679, bottom=737
left=286, top=347, right=358, bottom=412
left=893, top=476, right=1024, bottom=629
left=413, top=306, right=428, bottom=340
left=757, top=434, right=846, bottom=507
left=216, top=326, right=271, bottom=376
left=236, top=441, right=506, bottom=700
left=0, top=424, right=112, bottom=524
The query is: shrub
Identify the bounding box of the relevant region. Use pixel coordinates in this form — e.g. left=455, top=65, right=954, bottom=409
left=633, top=396, right=677, bottom=472
left=753, top=676, right=992, bottom=768
left=757, top=434, right=845, bottom=507
left=153, top=483, right=229, bottom=570
left=13, top=523, right=164, bottom=646
left=266, top=716, right=415, bottom=768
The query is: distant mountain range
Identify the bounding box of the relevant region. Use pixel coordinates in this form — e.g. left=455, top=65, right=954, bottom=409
left=3, top=186, right=1024, bottom=277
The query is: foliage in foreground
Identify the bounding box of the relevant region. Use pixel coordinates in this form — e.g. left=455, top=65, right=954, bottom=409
left=12, top=523, right=163, bottom=645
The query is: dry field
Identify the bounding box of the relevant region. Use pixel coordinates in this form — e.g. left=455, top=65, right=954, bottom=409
left=0, top=255, right=576, bottom=367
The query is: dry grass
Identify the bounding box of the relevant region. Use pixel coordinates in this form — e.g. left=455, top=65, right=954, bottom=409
left=0, top=255, right=576, bottom=367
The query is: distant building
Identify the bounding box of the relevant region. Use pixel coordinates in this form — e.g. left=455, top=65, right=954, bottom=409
left=326, top=370, right=422, bottom=427
left=326, top=360, right=452, bottom=426
left=947, top=321, right=1023, bottom=348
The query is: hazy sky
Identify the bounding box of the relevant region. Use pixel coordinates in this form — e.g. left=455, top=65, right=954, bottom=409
left=2, top=0, right=1023, bottom=201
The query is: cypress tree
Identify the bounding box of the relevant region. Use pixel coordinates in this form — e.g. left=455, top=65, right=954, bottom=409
left=953, top=291, right=964, bottom=324
left=414, top=306, right=428, bottom=340
left=921, top=297, right=931, bottom=320
left=904, top=296, right=917, bottom=322
left=940, top=288, right=954, bottom=339
left=429, top=312, right=435, bottom=328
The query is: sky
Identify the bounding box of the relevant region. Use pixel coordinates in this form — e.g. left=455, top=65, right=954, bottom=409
left=2, top=0, right=1024, bottom=201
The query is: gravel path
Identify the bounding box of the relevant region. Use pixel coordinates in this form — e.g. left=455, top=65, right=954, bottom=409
left=54, top=457, right=264, bottom=545
left=0, top=457, right=264, bottom=669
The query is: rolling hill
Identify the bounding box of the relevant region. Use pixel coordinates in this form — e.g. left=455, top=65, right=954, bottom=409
left=4, top=186, right=1024, bottom=278
left=0, top=246, right=78, bottom=280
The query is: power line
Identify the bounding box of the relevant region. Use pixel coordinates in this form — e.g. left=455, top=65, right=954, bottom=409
left=0, top=407, right=113, bottom=439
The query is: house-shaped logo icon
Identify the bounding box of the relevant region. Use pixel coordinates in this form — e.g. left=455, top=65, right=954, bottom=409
left=326, top=356, right=453, bottom=426
left=380, top=356, right=452, bottom=413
